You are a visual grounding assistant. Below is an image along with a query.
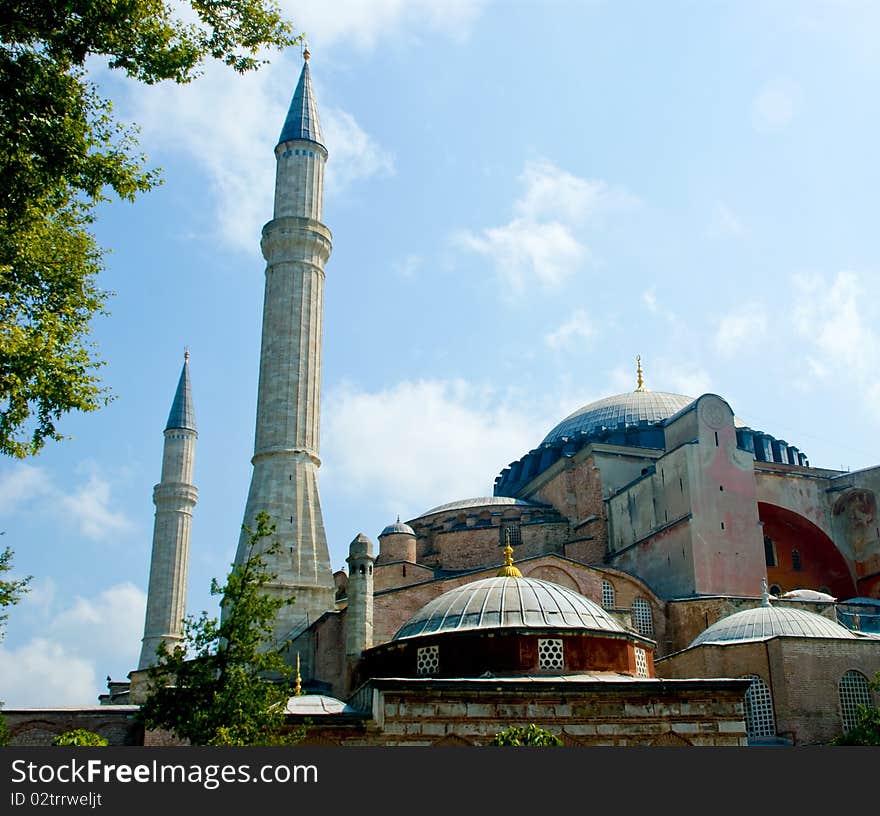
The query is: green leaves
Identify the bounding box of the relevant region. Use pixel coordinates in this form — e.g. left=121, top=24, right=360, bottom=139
left=0, top=547, right=31, bottom=641
left=138, top=512, right=304, bottom=746
left=0, top=2, right=300, bottom=457
left=489, top=723, right=563, bottom=746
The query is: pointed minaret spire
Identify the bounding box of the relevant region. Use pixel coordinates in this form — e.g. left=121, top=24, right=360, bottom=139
left=165, top=349, right=196, bottom=432
left=139, top=355, right=199, bottom=669
left=277, top=49, right=324, bottom=149
left=235, top=52, right=335, bottom=647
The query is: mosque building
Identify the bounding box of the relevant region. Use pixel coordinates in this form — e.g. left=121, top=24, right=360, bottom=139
left=6, top=53, right=880, bottom=747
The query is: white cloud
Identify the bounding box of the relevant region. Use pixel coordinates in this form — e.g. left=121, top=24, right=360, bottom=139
left=545, top=309, right=595, bottom=350
left=60, top=470, right=135, bottom=541
left=714, top=305, right=768, bottom=357
left=290, top=0, right=487, bottom=51
left=0, top=463, right=52, bottom=514
left=115, top=58, right=392, bottom=254
left=456, top=217, right=586, bottom=291
left=0, top=639, right=97, bottom=707
left=792, top=271, right=880, bottom=414
left=322, top=379, right=550, bottom=515
left=322, top=107, right=394, bottom=193
left=0, top=462, right=134, bottom=542
left=456, top=159, right=635, bottom=292
left=0, top=582, right=146, bottom=708
left=752, top=79, right=801, bottom=132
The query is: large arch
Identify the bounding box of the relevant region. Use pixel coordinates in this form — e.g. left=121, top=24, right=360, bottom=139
left=759, top=502, right=856, bottom=598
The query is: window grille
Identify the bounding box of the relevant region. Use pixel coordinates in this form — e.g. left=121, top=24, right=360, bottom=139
left=602, top=580, right=615, bottom=609
left=743, top=674, right=776, bottom=739
left=416, top=645, right=439, bottom=676
left=500, top=522, right=521, bottom=547
left=631, top=598, right=654, bottom=637
left=839, top=670, right=872, bottom=733
left=537, top=638, right=564, bottom=671
left=634, top=648, right=648, bottom=678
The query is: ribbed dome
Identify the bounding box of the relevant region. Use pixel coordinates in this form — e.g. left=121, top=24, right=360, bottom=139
left=380, top=520, right=415, bottom=536
left=690, top=604, right=857, bottom=647
left=542, top=391, right=695, bottom=445
left=394, top=576, right=625, bottom=640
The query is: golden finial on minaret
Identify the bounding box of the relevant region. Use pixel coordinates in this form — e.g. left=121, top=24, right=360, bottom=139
left=294, top=653, right=303, bottom=696
left=184, top=346, right=190, bottom=362
left=497, top=529, right=523, bottom=578
left=302, top=41, right=310, bottom=61
left=635, top=355, right=646, bottom=392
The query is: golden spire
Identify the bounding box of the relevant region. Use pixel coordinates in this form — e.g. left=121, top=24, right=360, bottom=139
left=184, top=346, right=190, bottom=362
left=496, top=529, right=522, bottom=578
left=635, top=355, right=646, bottom=392
left=302, top=41, right=310, bottom=61
left=294, top=653, right=303, bottom=696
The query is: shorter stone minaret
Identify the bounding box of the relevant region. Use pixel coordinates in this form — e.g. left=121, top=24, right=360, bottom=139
left=345, top=533, right=375, bottom=664
left=138, top=353, right=198, bottom=669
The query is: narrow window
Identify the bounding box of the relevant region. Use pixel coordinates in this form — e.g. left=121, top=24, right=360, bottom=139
left=764, top=536, right=776, bottom=568
left=743, top=675, right=776, bottom=740
left=634, top=647, right=648, bottom=678
left=721, top=522, right=725, bottom=530
left=715, top=431, right=719, bottom=447
left=601, top=580, right=615, bottom=609
left=632, top=598, right=654, bottom=637
left=792, top=549, right=802, bottom=572
left=839, top=670, right=872, bottom=733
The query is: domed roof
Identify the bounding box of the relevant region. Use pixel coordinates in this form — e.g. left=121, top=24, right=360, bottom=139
left=690, top=604, right=857, bottom=647
left=542, top=391, right=696, bottom=446
left=394, top=575, right=625, bottom=640
left=380, top=518, right=415, bottom=536
left=417, top=497, right=541, bottom=518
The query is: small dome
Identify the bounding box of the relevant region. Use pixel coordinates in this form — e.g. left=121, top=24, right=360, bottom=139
left=690, top=604, right=857, bottom=647
left=542, top=391, right=696, bottom=446
left=394, top=575, right=625, bottom=640
left=380, top=519, right=415, bottom=536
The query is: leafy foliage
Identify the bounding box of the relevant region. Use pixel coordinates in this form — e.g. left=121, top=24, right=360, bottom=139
left=489, top=723, right=563, bottom=747
left=0, top=546, right=31, bottom=640
left=832, top=672, right=880, bottom=746
left=138, top=512, right=304, bottom=746
left=0, top=1, right=300, bottom=457
left=52, top=729, right=108, bottom=746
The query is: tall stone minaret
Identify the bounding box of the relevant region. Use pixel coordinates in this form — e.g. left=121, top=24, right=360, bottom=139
left=233, top=50, right=336, bottom=644
left=138, top=352, right=198, bottom=669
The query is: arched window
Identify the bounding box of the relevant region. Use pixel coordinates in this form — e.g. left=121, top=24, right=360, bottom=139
left=601, top=580, right=615, bottom=609
left=839, top=670, right=873, bottom=733
left=631, top=598, right=654, bottom=637
left=743, top=674, right=776, bottom=740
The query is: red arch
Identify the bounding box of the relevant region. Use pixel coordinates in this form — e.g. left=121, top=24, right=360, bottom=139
left=759, top=502, right=856, bottom=598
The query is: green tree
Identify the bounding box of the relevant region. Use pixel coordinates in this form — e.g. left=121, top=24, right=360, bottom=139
left=832, top=672, right=880, bottom=746
left=0, top=546, right=32, bottom=744
left=138, top=511, right=304, bottom=746
left=52, top=729, right=108, bottom=746
left=0, top=546, right=31, bottom=637
left=0, top=1, right=301, bottom=457
left=489, top=723, right=563, bottom=747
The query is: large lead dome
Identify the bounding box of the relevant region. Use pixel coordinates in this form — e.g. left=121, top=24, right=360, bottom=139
left=394, top=575, right=625, bottom=640
left=542, top=391, right=695, bottom=446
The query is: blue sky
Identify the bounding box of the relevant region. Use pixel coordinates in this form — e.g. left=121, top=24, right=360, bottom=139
left=3, top=0, right=880, bottom=707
